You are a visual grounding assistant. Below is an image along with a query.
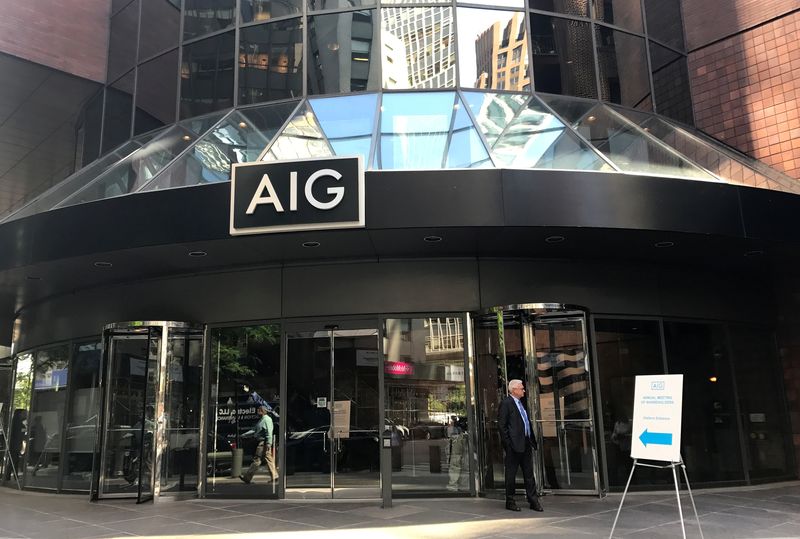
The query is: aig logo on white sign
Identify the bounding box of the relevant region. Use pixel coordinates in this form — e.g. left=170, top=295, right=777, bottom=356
left=230, top=156, right=365, bottom=235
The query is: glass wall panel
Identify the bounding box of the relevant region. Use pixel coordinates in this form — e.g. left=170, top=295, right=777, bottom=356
left=3, top=354, right=32, bottom=484
left=490, top=95, right=608, bottom=169
left=458, top=9, right=529, bottom=91
left=594, top=319, right=669, bottom=487
left=181, top=32, right=236, bottom=119
left=207, top=325, right=281, bottom=497
left=664, top=322, right=744, bottom=483
left=61, top=341, right=101, bottom=491
left=76, top=90, right=104, bottom=169
left=240, top=20, right=304, bottom=105
left=58, top=114, right=224, bottom=207
left=310, top=94, right=377, bottom=164
left=0, top=363, right=13, bottom=480
left=139, top=0, right=180, bottom=60
left=107, top=0, right=140, bottom=83
left=102, top=71, right=135, bottom=154
left=264, top=102, right=333, bottom=160
left=531, top=15, right=597, bottom=99
left=458, top=0, right=523, bottom=7
left=378, top=92, right=455, bottom=169
left=543, top=98, right=714, bottom=179
left=530, top=0, right=589, bottom=18
left=592, top=0, right=642, bottom=33
left=183, top=0, right=236, bottom=41
left=308, top=10, right=380, bottom=95
left=381, top=8, right=456, bottom=89
left=161, top=329, right=204, bottom=493
left=384, top=318, right=469, bottom=492
left=729, top=326, right=792, bottom=480
left=24, top=346, right=69, bottom=489
left=596, top=27, right=651, bottom=110
left=445, top=96, right=491, bottom=168
left=649, top=42, right=693, bottom=125
left=643, top=0, right=684, bottom=51
left=143, top=104, right=296, bottom=190
left=135, top=50, right=179, bottom=135
left=309, top=0, right=376, bottom=10
left=242, top=0, right=302, bottom=23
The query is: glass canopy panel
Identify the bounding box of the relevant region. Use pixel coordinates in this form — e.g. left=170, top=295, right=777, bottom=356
left=307, top=10, right=380, bottom=95
left=530, top=15, right=598, bottom=99
left=378, top=92, right=455, bottom=169
left=457, top=9, right=530, bottom=91
left=142, top=105, right=296, bottom=191
left=381, top=7, right=456, bottom=89
left=649, top=41, right=693, bottom=125
left=239, top=19, right=304, bottom=105
left=595, top=26, right=651, bottom=110
left=593, top=0, right=643, bottom=32
left=445, top=96, right=491, bottom=168
left=490, top=96, right=608, bottom=170
left=56, top=114, right=226, bottom=207
left=310, top=94, right=377, bottom=164
left=263, top=101, right=333, bottom=160
left=1, top=135, right=156, bottom=223
left=543, top=97, right=715, bottom=179
left=241, top=0, right=302, bottom=23
left=462, top=91, right=528, bottom=147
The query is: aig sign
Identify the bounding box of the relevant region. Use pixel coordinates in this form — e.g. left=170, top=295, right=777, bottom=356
left=230, top=156, right=364, bottom=235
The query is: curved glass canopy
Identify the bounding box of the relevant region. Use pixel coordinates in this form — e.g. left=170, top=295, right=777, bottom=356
left=2, top=91, right=798, bottom=223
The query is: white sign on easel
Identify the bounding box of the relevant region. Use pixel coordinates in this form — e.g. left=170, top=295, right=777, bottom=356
left=611, top=374, right=704, bottom=539
left=631, top=374, right=683, bottom=462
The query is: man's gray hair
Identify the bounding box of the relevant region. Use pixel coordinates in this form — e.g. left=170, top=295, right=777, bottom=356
left=508, top=379, right=523, bottom=391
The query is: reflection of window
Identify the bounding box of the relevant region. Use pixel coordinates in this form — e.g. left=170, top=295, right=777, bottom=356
left=497, top=52, right=507, bottom=68
left=512, top=45, right=522, bottom=61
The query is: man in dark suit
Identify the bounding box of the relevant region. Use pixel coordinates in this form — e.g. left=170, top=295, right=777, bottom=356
left=498, top=379, right=543, bottom=512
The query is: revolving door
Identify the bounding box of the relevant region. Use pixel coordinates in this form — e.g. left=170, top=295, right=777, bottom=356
left=91, top=322, right=204, bottom=502
left=473, top=304, right=600, bottom=495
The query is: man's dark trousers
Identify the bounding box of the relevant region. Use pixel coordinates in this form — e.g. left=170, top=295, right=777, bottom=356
left=505, top=443, right=537, bottom=504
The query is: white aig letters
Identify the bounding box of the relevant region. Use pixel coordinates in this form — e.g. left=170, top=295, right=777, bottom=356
left=230, top=156, right=365, bottom=236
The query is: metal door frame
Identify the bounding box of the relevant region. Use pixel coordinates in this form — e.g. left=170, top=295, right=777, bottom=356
left=282, top=319, right=382, bottom=499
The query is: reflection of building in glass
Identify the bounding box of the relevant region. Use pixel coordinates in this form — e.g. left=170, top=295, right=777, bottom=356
left=474, top=13, right=530, bottom=91
left=308, top=10, right=378, bottom=94
left=381, top=8, right=456, bottom=88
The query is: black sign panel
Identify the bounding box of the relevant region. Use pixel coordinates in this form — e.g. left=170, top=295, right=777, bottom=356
left=230, top=156, right=364, bottom=235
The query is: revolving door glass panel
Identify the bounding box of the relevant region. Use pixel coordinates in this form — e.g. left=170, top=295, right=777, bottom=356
left=533, top=317, right=599, bottom=493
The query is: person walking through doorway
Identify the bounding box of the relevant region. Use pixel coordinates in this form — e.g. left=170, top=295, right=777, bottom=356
left=498, top=379, right=543, bottom=512
left=240, top=405, right=278, bottom=484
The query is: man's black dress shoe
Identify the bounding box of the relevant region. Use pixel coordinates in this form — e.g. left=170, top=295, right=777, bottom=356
left=529, top=498, right=544, bottom=512
left=506, top=502, right=521, bottom=512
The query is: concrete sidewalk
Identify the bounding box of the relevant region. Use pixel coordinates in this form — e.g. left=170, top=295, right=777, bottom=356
left=1, top=482, right=800, bottom=538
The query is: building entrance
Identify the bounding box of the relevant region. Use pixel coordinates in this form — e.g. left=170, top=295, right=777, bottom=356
left=283, top=322, right=381, bottom=499
left=473, top=305, right=600, bottom=496
left=92, top=322, right=203, bottom=502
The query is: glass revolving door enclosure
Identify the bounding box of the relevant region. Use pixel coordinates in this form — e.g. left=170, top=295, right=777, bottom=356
left=473, top=304, right=600, bottom=495
left=91, top=322, right=203, bottom=502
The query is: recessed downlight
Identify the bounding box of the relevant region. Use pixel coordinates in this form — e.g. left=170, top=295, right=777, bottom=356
left=188, top=250, right=208, bottom=257
left=423, top=235, right=443, bottom=243
left=302, top=241, right=320, bottom=248
left=94, top=261, right=113, bottom=268
left=654, top=241, right=675, bottom=248
left=238, top=121, right=248, bottom=128
left=545, top=235, right=565, bottom=244
left=182, top=135, right=191, bottom=141
left=744, top=249, right=764, bottom=257
left=26, top=276, right=41, bottom=281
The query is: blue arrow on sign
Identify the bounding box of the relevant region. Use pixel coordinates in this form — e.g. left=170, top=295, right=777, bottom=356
left=639, top=428, right=673, bottom=447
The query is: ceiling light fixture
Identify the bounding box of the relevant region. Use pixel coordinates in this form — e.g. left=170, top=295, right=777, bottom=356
left=182, top=135, right=192, bottom=141
left=188, top=250, right=208, bottom=257
left=302, top=241, right=321, bottom=248
left=238, top=122, right=248, bottom=129
left=545, top=235, right=565, bottom=244
left=94, top=261, right=113, bottom=268
left=26, top=276, right=41, bottom=281
left=654, top=241, right=675, bottom=248
left=586, top=115, right=596, bottom=122
left=423, top=235, right=443, bottom=243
